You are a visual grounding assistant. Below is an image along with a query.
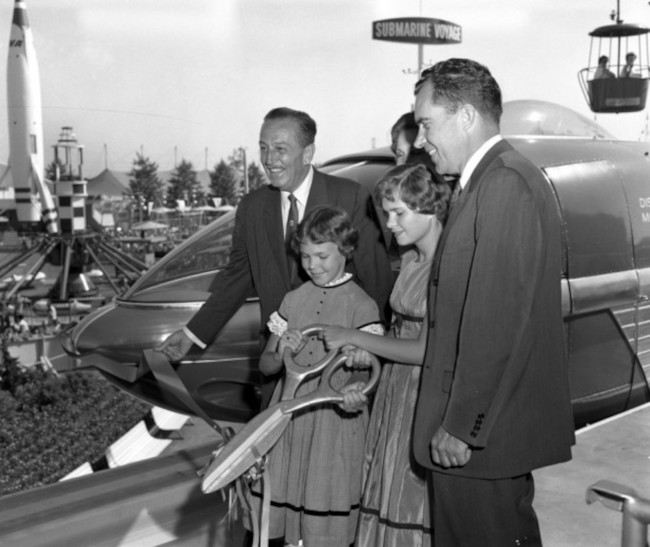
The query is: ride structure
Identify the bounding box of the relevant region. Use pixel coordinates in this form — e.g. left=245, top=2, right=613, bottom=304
left=0, top=127, right=146, bottom=305
left=578, top=0, right=650, bottom=113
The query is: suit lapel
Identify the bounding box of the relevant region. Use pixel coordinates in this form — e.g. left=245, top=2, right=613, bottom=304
left=264, top=187, right=292, bottom=289
left=431, top=139, right=514, bottom=291
left=464, top=138, right=513, bottom=196
left=305, top=169, right=328, bottom=212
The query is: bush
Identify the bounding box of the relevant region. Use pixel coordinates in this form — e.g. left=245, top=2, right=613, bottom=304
left=0, top=340, right=150, bottom=496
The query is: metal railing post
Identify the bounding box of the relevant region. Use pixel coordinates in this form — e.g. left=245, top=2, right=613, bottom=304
left=587, top=480, right=650, bottom=547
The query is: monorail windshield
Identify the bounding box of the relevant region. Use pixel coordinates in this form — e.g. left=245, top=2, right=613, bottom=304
left=126, top=211, right=236, bottom=297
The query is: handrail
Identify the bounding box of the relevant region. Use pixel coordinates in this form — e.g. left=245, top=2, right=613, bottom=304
left=587, top=480, right=650, bottom=547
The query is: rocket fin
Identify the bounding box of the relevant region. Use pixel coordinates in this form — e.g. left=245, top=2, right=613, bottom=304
left=30, top=156, right=59, bottom=234
left=0, top=164, right=12, bottom=189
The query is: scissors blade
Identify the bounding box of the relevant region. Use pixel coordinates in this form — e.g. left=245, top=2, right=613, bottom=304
left=201, top=406, right=291, bottom=493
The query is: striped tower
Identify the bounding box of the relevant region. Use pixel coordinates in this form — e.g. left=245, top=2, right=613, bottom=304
left=6, top=0, right=44, bottom=223
left=53, top=127, right=87, bottom=233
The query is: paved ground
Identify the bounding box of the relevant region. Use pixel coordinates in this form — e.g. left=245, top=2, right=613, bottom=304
left=536, top=402, right=650, bottom=546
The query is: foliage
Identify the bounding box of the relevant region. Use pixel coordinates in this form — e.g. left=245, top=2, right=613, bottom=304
left=128, top=154, right=165, bottom=215
left=227, top=148, right=245, bottom=179
left=44, top=158, right=66, bottom=182
left=165, top=159, right=203, bottom=208
left=247, top=161, right=267, bottom=192
left=0, top=341, right=150, bottom=496
left=209, top=160, right=238, bottom=205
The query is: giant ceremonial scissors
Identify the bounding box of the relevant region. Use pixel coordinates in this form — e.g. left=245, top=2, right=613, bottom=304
left=201, top=324, right=380, bottom=494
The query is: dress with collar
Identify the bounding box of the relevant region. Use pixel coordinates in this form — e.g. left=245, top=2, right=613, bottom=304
left=249, top=275, right=383, bottom=547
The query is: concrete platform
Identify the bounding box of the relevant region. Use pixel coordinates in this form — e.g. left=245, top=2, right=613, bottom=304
left=536, top=402, right=650, bottom=546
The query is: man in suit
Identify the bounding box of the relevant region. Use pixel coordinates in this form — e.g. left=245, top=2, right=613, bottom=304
left=411, top=58, right=575, bottom=545
left=157, top=107, right=392, bottom=407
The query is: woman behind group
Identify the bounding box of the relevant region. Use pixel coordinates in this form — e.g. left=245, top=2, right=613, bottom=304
left=324, top=163, right=451, bottom=547
left=391, top=112, right=438, bottom=169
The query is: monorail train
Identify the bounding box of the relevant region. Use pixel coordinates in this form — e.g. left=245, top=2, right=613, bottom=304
left=63, top=101, right=650, bottom=427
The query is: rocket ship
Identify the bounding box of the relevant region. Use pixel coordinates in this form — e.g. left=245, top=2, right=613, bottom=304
left=5, top=0, right=58, bottom=232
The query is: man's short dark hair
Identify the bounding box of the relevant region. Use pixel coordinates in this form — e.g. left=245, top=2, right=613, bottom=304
left=264, top=107, right=317, bottom=147
left=415, top=58, right=503, bottom=126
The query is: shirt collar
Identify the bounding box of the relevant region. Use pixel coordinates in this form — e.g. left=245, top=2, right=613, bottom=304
left=283, top=166, right=313, bottom=206
left=321, top=272, right=353, bottom=288
left=459, top=135, right=503, bottom=190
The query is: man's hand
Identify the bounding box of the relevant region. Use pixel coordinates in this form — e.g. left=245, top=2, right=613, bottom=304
left=430, top=426, right=472, bottom=468
left=155, top=330, right=194, bottom=362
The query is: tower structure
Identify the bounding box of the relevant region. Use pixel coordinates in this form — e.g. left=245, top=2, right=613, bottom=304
left=53, top=127, right=87, bottom=233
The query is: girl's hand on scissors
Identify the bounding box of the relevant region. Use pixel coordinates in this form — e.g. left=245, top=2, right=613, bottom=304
left=338, top=382, right=368, bottom=413
left=321, top=326, right=352, bottom=351
left=278, top=329, right=305, bottom=356
left=343, top=348, right=374, bottom=369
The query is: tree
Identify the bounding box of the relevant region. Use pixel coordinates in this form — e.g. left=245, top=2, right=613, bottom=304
left=165, top=159, right=203, bottom=208
left=247, top=161, right=267, bottom=192
left=128, top=154, right=164, bottom=214
left=45, top=158, right=66, bottom=182
left=227, top=148, right=245, bottom=179
left=209, top=160, right=238, bottom=205
left=226, top=148, right=248, bottom=195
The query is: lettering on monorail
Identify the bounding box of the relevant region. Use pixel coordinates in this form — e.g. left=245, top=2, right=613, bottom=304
left=639, top=198, right=650, bottom=222
left=372, top=17, right=462, bottom=45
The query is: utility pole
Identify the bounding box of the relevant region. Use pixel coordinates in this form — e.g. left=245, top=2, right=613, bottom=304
left=240, top=147, right=249, bottom=194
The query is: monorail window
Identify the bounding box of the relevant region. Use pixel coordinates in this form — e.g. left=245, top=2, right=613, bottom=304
left=131, top=211, right=236, bottom=294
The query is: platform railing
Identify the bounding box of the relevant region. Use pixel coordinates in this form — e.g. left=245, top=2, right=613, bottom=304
left=587, top=480, right=650, bottom=547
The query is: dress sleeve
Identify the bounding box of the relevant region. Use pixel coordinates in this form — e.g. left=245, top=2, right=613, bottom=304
left=268, top=292, right=292, bottom=336
left=267, top=312, right=287, bottom=337
left=360, top=323, right=385, bottom=336
left=352, top=290, right=382, bottom=332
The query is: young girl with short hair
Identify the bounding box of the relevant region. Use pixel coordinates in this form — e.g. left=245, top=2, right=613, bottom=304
left=248, top=204, right=384, bottom=547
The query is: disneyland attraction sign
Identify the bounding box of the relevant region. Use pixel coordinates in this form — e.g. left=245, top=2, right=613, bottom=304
left=372, top=17, right=462, bottom=44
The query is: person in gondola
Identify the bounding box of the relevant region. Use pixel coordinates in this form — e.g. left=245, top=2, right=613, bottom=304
left=594, top=55, right=615, bottom=79
left=620, top=52, right=639, bottom=78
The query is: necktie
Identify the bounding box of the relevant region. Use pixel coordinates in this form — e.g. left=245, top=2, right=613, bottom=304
left=286, top=194, right=299, bottom=284
left=451, top=182, right=462, bottom=205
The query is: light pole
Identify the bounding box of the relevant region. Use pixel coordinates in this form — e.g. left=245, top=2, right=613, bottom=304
left=240, top=147, right=249, bottom=194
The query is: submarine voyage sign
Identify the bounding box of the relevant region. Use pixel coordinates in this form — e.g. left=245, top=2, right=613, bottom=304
left=372, top=17, right=462, bottom=45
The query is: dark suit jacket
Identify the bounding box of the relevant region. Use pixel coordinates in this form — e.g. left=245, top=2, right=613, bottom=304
left=187, top=168, right=392, bottom=346
left=413, top=139, right=575, bottom=479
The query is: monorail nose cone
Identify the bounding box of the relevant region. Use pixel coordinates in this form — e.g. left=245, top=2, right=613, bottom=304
left=60, top=327, right=80, bottom=357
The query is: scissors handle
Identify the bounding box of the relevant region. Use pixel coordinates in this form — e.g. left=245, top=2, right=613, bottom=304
left=280, top=324, right=338, bottom=400
left=279, top=324, right=381, bottom=405
left=283, top=351, right=382, bottom=413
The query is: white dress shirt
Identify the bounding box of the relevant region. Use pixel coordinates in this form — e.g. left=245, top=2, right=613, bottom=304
left=459, top=135, right=503, bottom=191
left=281, top=166, right=313, bottom=236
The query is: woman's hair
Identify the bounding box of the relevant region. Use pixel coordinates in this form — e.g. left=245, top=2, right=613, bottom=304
left=374, top=164, right=452, bottom=223
left=390, top=112, right=418, bottom=155
left=292, top=205, right=358, bottom=259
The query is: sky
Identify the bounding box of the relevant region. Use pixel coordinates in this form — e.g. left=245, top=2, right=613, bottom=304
left=0, top=0, right=648, bottom=176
